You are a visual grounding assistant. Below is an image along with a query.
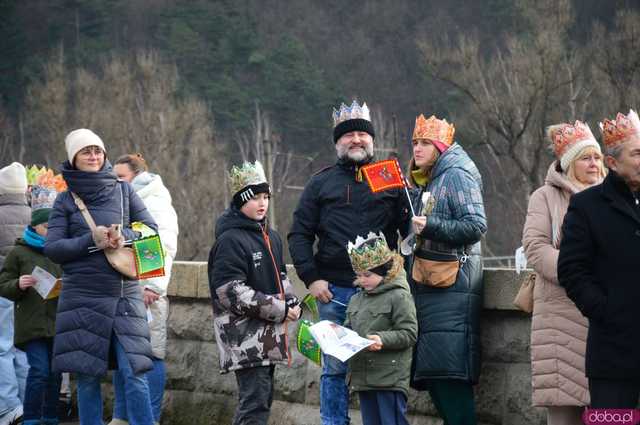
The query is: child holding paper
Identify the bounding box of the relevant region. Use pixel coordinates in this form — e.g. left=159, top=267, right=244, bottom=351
left=344, top=232, right=418, bottom=425
left=0, top=173, right=63, bottom=425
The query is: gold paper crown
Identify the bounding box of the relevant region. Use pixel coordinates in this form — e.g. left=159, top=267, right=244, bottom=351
left=228, top=161, right=268, bottom=196
left=412, top=114, right=455, bottom=145
left=599, top=110, right=640, bottom=148
left=26, top=165, right=67, bottom=192
left=548, top=121, right=597, bottom=158
left=332, top=100, right=371, bottom=127
left=347, top=231, right=393, bottom=273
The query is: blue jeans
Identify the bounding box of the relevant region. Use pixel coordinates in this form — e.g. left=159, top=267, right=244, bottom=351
left=77, top=334, right=153, bottom=425
left=23, top=338, right=61, bottom=422
left=317, top=283, right=358, bottom=425
left=113, top=358, right=165, bottom=422
left=0, top=297, right=29, bottom=415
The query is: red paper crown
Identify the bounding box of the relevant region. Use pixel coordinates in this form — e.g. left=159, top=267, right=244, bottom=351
left=599, top=110, right=640, bottom=148
left=549, top=120, right=596, bottom=158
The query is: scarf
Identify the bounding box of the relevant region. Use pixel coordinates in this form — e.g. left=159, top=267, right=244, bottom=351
left=61, top=159, right=118, bottom=204
left=411, top=168, right=430, bottom=187
left=23, top=226, right=45, bottom=251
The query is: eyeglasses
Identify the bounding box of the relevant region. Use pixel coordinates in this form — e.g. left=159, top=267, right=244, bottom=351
left=78, top=146, right=104, bottom=156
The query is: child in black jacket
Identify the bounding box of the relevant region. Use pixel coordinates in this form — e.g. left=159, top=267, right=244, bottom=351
left=207, top=161, right=300, bottom=425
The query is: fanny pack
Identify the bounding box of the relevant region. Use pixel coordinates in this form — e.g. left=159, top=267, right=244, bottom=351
left=411, top=248, right=467, bottom=288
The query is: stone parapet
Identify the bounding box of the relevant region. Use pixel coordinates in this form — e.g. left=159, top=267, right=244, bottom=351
left=157, top=263, right=542, bottom=424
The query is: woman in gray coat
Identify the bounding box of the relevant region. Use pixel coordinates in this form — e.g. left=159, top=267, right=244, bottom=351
left=44, top=129, right=157, bottom=425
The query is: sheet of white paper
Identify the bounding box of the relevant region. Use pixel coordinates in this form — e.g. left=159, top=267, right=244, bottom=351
left=32, top=266, right=58, bottom=299
left=146, top=308, right=153, bottom=323
left=309, top=320, right=374, bottom=362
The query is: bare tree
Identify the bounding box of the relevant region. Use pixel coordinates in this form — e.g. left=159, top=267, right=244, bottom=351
left=371, top=107, right=400, bottom=159
left=234, top=100, right=314, bottom=231
left=0, top=105, right=18, bottom=162
left=22, top=49, right=222, bottom=260
left=417, top=0, right=594, bottom=255
left=589, top=9, right=640, bottom=117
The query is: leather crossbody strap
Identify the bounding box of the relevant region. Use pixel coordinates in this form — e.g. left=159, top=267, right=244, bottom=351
left=70, top=192, right=98, bottom=231
left=71, top=183, right=125, bottom=231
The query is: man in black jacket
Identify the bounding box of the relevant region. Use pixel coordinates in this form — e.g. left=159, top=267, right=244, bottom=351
left=558, top=109, right=640, bottom=408
left=288, top=100, right=408, bottom=425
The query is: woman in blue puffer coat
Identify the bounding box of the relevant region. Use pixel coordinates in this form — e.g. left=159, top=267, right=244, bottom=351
left=44, top=129, right=158, bottom=425
left=406, top=115, right=486, bottom=425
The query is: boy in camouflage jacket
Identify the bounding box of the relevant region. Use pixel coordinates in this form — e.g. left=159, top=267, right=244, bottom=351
left=207, top=161, right=300, bottom=425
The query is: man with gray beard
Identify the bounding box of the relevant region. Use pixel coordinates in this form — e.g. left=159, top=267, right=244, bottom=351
left=288, top=100, right=409, bottom=425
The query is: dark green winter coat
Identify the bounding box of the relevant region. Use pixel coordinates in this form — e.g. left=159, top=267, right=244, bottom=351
left=345, top=265, right=418, bottom=398
left=0, top=239, right=61, bottom=348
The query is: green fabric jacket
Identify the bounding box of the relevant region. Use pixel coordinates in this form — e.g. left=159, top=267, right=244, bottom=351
left=0, top=239, right=61, bottom=348
left=345, top=268, right=418, bottom=397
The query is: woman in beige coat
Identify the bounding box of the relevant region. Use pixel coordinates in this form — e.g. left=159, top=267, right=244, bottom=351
left=523, top=121, right=605, bottom=425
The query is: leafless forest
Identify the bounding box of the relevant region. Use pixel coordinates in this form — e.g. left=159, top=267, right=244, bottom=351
left=1, top=0, right=639, bottom=261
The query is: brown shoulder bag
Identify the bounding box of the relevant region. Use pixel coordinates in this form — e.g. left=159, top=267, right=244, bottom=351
left=71, top=187, right=138, bottom=279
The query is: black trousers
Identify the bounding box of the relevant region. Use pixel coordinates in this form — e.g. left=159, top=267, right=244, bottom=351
left=589, top=378, right=640, bottom=408
left=233, top=365, right=275, bottom=425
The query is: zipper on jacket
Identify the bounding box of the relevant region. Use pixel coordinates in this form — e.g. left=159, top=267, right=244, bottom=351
left=120, top=184, right=125, bottom=298
left=261, top=225, right=292, bottom=367
left=346, top=184, right=351, bottom=205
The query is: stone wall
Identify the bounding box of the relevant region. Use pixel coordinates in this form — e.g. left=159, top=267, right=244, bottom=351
left=154, top=262, right=542, bottom=425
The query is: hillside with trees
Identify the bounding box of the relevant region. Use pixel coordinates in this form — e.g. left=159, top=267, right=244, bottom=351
left=1, top=0, right=639, bottom=260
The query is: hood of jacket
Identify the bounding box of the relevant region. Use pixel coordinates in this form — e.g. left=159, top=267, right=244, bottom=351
left=0, top=193, right=28, bottom=208
left=60, top=159, right=119, bottom=204
left=132, top=172, right=172, bottom=202
left=431, top=143, right=483, bottom=191
left=215, top=207, right=266, bottom=239
left=544, top=161, right=580, bottom=195
left=366, top=263, right=409, bottom=296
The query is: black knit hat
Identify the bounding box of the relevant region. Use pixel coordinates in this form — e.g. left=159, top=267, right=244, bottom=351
left=333, top=118, right=375, bottom=143
left=233, top=182, right=270, bottom=209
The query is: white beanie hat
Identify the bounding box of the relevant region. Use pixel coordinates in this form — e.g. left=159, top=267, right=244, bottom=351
left=64, top=129, right=106, bottom=165
left=0, top=162, right=27, bottom=195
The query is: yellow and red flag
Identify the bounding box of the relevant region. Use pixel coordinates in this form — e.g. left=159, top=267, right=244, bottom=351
left=360, top=159, right=406, bottom=193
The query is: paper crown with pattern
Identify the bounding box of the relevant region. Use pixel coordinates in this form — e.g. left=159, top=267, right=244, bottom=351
left=332, top=100, right=371, bottom=127
left=599, top=110, right=640, bottom=148
left=412, top=114, right=455, bottom=145
left=26, top=166, right=67, bottom=211
left=547, top=121, right=600, bottom=171
left=347, top=231, right=393, bottom=273
left=228, top=161, right=268, bottom=196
